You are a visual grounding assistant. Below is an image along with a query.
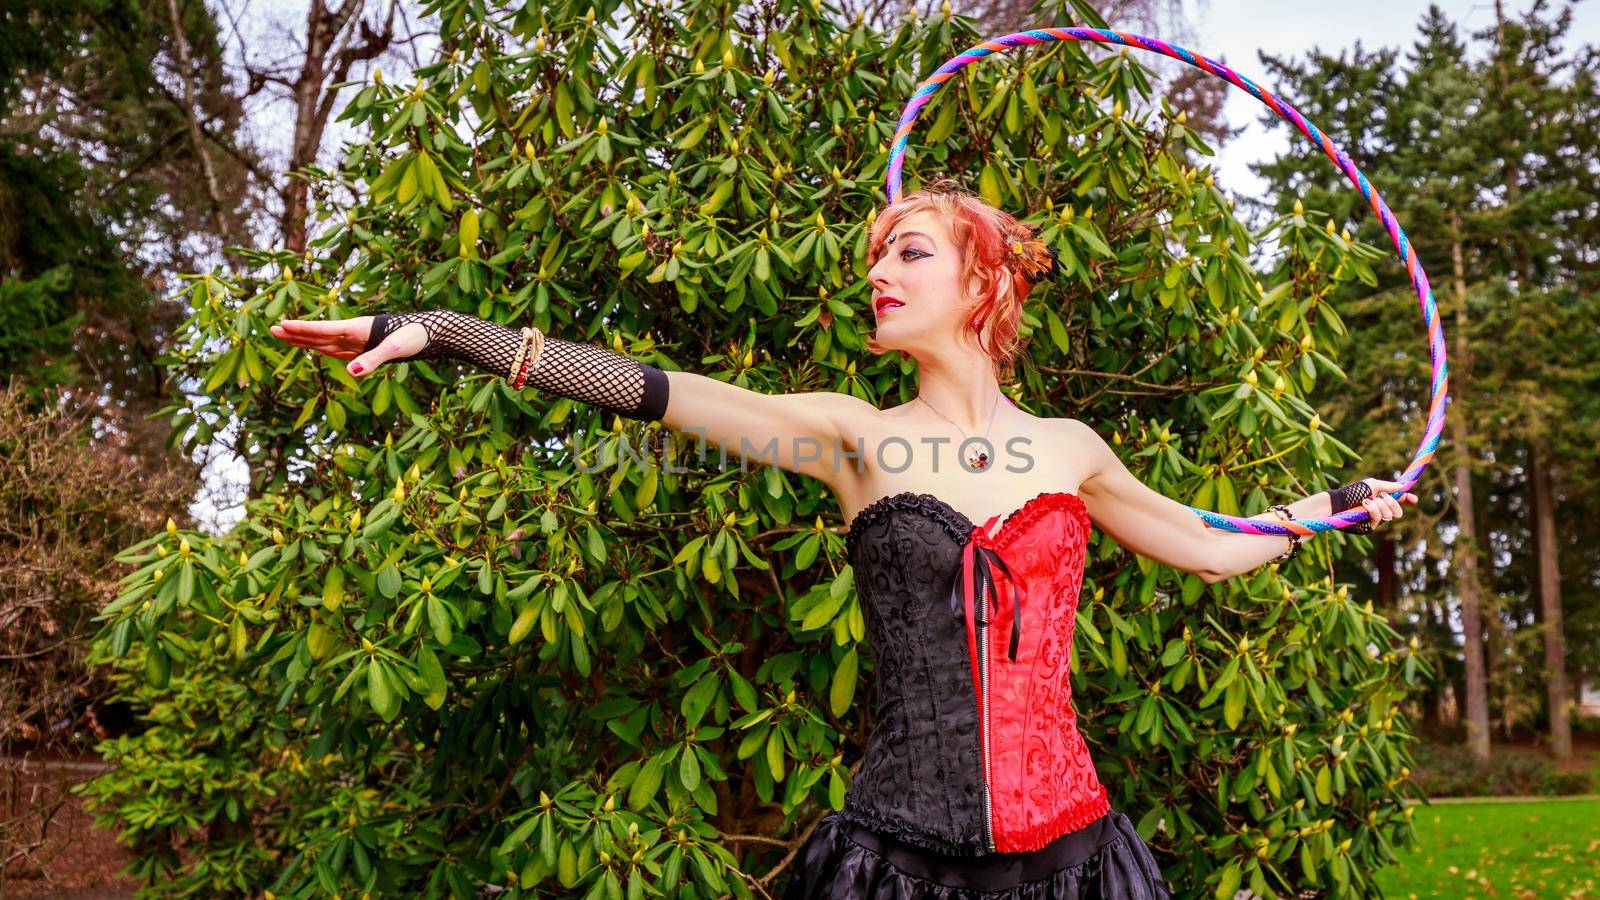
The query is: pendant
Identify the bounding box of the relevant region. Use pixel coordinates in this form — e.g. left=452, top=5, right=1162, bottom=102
left=969, top=450, right=990, bottom=470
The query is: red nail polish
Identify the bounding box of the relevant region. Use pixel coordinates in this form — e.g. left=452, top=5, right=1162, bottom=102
left=350, top=363, right=363, bottom=374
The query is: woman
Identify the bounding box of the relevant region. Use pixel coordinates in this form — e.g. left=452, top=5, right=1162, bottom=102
left=271, top=179, right=1415, bottom=897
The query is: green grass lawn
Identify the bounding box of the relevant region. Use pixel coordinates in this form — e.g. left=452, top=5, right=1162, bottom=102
left=1374, top=796, right=1600, bottom=898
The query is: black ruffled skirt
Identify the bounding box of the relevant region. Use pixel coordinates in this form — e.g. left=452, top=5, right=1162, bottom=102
left=781, top=809, right=1171, bottom=899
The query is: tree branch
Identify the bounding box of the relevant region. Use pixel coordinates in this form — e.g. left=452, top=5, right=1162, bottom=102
left=163, top=0, right=232, bottom=250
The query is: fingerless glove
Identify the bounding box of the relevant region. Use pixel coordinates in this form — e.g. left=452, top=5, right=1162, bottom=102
left=1325, top=480, right=1375, bottom=534
left=365, top=310, right=670, bottom=422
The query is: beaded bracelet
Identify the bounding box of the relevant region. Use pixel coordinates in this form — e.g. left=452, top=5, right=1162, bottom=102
left=510, top=327, right=545, bottom=390
left=1267, top=504, right=1302, bottom=563
left=506, top=327, right=534, bottom=382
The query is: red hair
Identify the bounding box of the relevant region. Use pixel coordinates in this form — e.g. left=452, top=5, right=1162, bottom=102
left=864, top=178, right=1043, bottom=384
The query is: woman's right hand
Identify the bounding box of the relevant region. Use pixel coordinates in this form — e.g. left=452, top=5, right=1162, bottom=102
left=269, top=315, right=428, bottom=378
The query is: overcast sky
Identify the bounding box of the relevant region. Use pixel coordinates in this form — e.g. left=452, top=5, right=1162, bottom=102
left=1191, top=0, right=1600, bottom=197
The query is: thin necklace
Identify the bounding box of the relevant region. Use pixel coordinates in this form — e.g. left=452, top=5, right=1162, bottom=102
left=918, top=390, right=1002, bottom=470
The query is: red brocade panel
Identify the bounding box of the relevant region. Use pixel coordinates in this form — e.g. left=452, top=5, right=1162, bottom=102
left=970, top=493, right=1111, bottom=853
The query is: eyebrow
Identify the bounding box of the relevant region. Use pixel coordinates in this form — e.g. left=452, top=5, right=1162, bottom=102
left=890, top=230, right=936, bottom=246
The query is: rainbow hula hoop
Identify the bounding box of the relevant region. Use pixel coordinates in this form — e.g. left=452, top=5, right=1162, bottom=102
left=887, top=27, right=1445, bottom=538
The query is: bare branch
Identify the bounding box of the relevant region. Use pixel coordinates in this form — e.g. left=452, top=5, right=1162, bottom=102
left=164, top=0, right=233, bottom=251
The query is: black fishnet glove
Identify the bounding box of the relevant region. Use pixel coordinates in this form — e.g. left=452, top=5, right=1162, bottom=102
left=363, top=311, right=669, bottom=421
left=365, top=310, right=523, bottom=378
left=1325, top=480, right=1375, bottom=533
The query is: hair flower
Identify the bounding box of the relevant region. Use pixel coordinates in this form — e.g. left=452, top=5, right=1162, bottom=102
left=1009, top=225, right=1063, bottom=286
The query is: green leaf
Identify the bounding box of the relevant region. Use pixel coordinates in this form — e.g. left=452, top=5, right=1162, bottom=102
left=829, top=648, right=858, bottom=717
left=926, top=98, right=959, bottom=144
left=1070, top=220, right=1113, bottom=257
left=1315, top=764, right=1333, bottom=804
left=630, top=753, right=664, bottom=810
left=675, top=119, right=709, bottom=150
left=978, top=162, right=1003, bottom=207
left=681, top=674, right=718, bottom=727
left=427, top=595, right=453, bottom=646
left=1224, top=677, right=1247, bottom=729
left=369, top=660, right=398, bottom=720
left=509, top=606, right=537, bottom=645
left=702, top=179, right=735, bottom=215
left=828, top=769, right=846, bottom=809
left=729, top=672, right=759, bottom=714
left=1046, top=307, right=1071, bottom=354
left=765, top=727, right=786, bottom=782
left=1214, top=862, right=1242, bottom=900
left=363, top=498, right=400, bottom=539
left=679, top=744, right=702, bottom=792
left=376, top=565, right=402, bottom=599
left=418, top=644, right=447, bottom=709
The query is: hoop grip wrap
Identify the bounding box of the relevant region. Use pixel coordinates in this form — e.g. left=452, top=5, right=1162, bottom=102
left=887, top=28, right=1444, bottom=537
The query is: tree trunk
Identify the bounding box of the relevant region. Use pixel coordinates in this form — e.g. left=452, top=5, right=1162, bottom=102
left=279, top=0, right=397, bottom=253
left=1376, top=535, right=1397, bottom=610
left=1529, top=441, right=1572, bottom=759
left=1448, top=213, right=1492, bottom=763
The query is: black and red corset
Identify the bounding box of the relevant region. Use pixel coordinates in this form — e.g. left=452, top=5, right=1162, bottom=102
left=839, top=490, right=1110, bottom=856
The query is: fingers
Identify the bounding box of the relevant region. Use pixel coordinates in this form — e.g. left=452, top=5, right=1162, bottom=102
left=297, top=337, right=360, bottom=357
left=1380, top=493, right=1403, bottom=518
left=269, top=316, right=374, bottom=355
left=1361, top=477, right=1419, bottom=507
left=1360, top=495, right=1404, bottom=526
left=270, top=316, right=369, bottom=340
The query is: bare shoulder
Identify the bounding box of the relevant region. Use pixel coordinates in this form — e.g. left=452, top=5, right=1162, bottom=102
left=821, top=390, right=883, bottom=423
left=802, top=390, right=883, bottom=446
left=1049, top=417, right=1119, bottom=481
left=1049, top=416, right=1109, bottom=449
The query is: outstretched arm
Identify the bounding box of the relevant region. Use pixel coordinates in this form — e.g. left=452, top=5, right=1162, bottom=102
left=1064, top=419, right=1415, bottom=584
left=268, top=312, right=874, bottom=488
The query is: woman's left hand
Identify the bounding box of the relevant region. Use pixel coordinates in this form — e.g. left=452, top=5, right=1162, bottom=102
left=1356, top=478, right=1418, bottom=527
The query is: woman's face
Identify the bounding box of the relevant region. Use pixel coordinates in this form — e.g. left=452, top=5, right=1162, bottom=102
left=866, top=210, right=986, bottom=358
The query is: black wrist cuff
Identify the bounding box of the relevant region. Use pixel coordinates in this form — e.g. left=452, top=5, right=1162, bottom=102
left=1326, top=481, right=1372, bottom=513
left=364, top=313, right=392, bottom=352
left=634, top=365, right=670, bottom=421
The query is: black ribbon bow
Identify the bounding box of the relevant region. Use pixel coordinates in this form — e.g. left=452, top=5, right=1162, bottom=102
left=949, top=538, right=1026, bottom=663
